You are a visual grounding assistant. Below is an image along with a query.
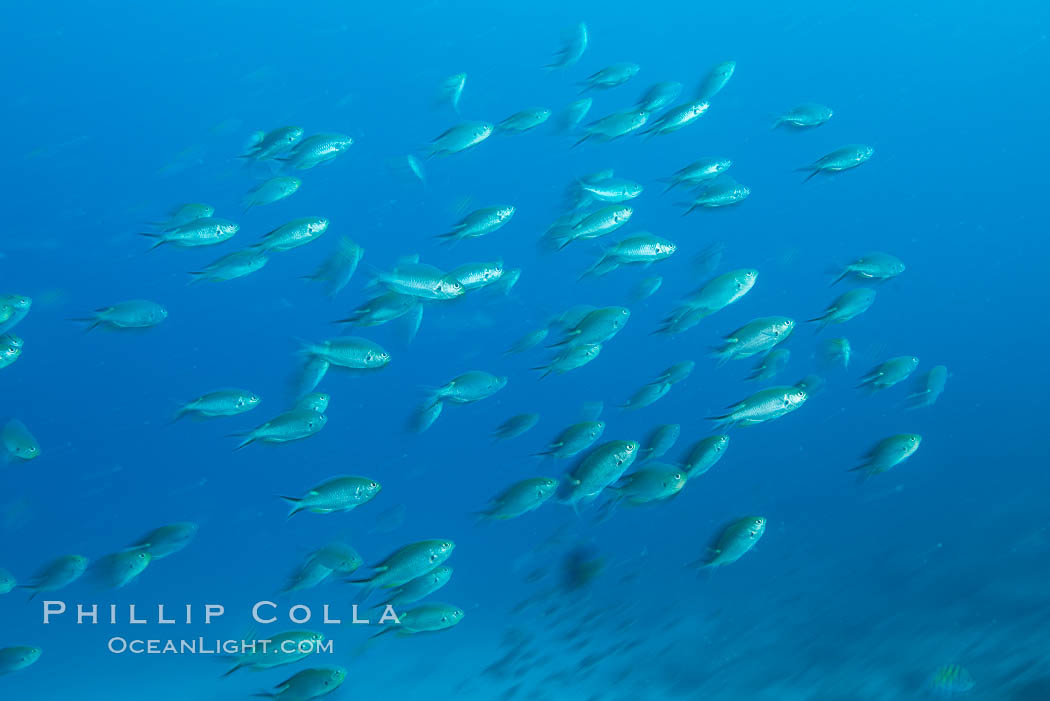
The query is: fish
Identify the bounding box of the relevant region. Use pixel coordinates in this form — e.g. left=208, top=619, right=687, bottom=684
left=427, top=122, right=493, bottom=157
left=641, top=100, right=709, bottom=136
left=18, top=555, right=88, bottom=599
left=281, top=476, right=382, bottom=518
left=831, top=252, right=905, bottom=285
left=545, top=22, right=588, bottom=70
left=682, top=179, right=750, bottom=213
left=230, top=410, right=328, bottom=450
left=71, top=300, right=167, bottom=330
left=857, top=356, right=920, bottom=391
left=188, top=249, right=268, bottom=283
left=371, top=603, right=465, bottom=637
left=130, top=523, right=198, bottom=559
left=0, top=646, right=42, bottom=675
left=441, top=73, right=467, bottom=113
left=709, top=386, right=808, bottom=430
left=907, top=365, right=948, bottom=409
left=279, top=133, right=353, bottom=170
left=683, top=435, right=730, bottom=478
left=240, top=126, right=304, bottom=160
left=535, top=421, right=606, bottom=459
left=302, top=237, right=364, bottom=296
left=1, top=419, right=39, bottom=461
left=692, top=516, right=766, bottom=569
left=579, top=63, right=640, bottom=92
left=254, top=217, right=329, bottom=253
left=477, top=478, right=560, bottom=520
left=851, top=434, right=922, bottom=477
left=798, top=144, right=874, bottom=181
left=773, top=103, right=833, bottom=129
left=696, top=60, right=736, bottom=101
left=559, top=440, right=640, bottom=509
left=254, top=667, right=347, bottom=700
left=139, top=217, right=239, bottom=250
left=498, top=108, right=552, bottom=133
left=440, top=206, right=516, bottom=243
left=174, top=389, right=260, bottom=420
left=808, top=288, right=876, bottom=330
left=636, top=81, right=683, bottom=112
left=493, top=413, right=541, bottom=441
left=660, top=158, right=732, bottom=193
left=242, top=175, right=301, bottom=212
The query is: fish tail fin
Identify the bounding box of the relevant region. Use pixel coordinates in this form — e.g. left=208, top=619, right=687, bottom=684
left=280, top=496, right=304, bottom=519
left=828, top=269, right=849, bottom=286
left=570, top=134, right=590, bottom=150
left=228, top=433, right=256, bottom=451
left=67, top=317, right=102, bottom=332
left=222, top=663, right=246, bottom=677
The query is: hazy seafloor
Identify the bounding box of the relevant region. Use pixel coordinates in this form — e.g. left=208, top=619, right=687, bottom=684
left=2, top=0, right=1049, bottom=699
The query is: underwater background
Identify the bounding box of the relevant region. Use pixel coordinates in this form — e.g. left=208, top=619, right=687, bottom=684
left=2, top=0, right=1049, bottom=698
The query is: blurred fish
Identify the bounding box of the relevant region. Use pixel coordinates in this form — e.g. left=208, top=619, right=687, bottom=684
left=130, top=523, right=198, bottom=559
left=580, top=63, right=640, bottom=92
left=907, top=365, right=948, bottom=409
left=242, top=176, right=301, bottom=212
left=660, top=158, right=731, bottom=193
left=440, top=73, right=467, bottom=113
left=656, top=360, right=695, bottom=384
left=93, top=548, right=152, bottom=589
left=545, top=205, right=633, bottom=250
left=696, top=60, right=736, bottom=101
left=549, top=306, right=630, bottom=346
left=656, top=269, right=757, bottom=334
left=808, top=288, right=876, bottom=330
left=831, top=252, right=905, bottom=285
left=337, top=292, right=419, bottom=327
left=608, top=464, right=687, bottom=505
left=926, top=664, right=975, bottom=698
left=851, top=434, right=922, bottom=478
left=294, top=392, right=329, bottom=413
left=794, top=374, right=826, bottom=396
left=369, top=504, right=407, bottom=534
left=371, top=603, right=465, bottom=638
left=2, top=419, right=40, bottom=462
left=682, top=179, right=750, bottom=213
left=822, top=337, right=851, bottom=369
left=642, top=424, right=681, bottom=461
left=636, top=81, right=683, bottom=112
left=150, top=203, right=214, bottom=231
left=477, top=478, right=560, bottom=520
left=377, top=565, right=452, bottom=607
left=311, top=543, right=362, bottom=573
left=224, top=631, right=325, bottom=675
left=427, top=121, right=493, bottom=158
left=303, top=237, right=364, bottom=297
left=630, top=275, right=663, bottom=302
left=619, top=382, right=671, bottom=410
left=773, top=103, right=833, bottom=129
left=545, top=22, right=588, bottom=70
left=498, top=108, right=552, bottom=133
left=857, top=355, right=920, bottom=391
left=573, top=109, right=649, bottom=147
left=0, top=646, right=41, bottom=675
left=535, top=421, right=605, bottom=459
left=188, top=249, right=268, bottom=283
left=240, top=126, right=304, bottom=160
left=535, top=343, right=601, bottom=378
left=747, top=347, right=790, bottom=381
left=562, top=98, right=593, bottom=131
left=279, top=133, right=353, bottom=170
left=440, top=206, right=516, bottom=243
left=505, top=328, right=549, bottom=355
left=0, top=568, right=14, bottom=594
left=427, top=371, right=507, bottom=406
left=18, top=555, right=88, bottom=599
left=493, top=413, right=541, bottom=441
left=254, top=667, right=347, bottom=700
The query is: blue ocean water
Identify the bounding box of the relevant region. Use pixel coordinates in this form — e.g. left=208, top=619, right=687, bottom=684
left=2, top=0, right=1049, bottom=698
